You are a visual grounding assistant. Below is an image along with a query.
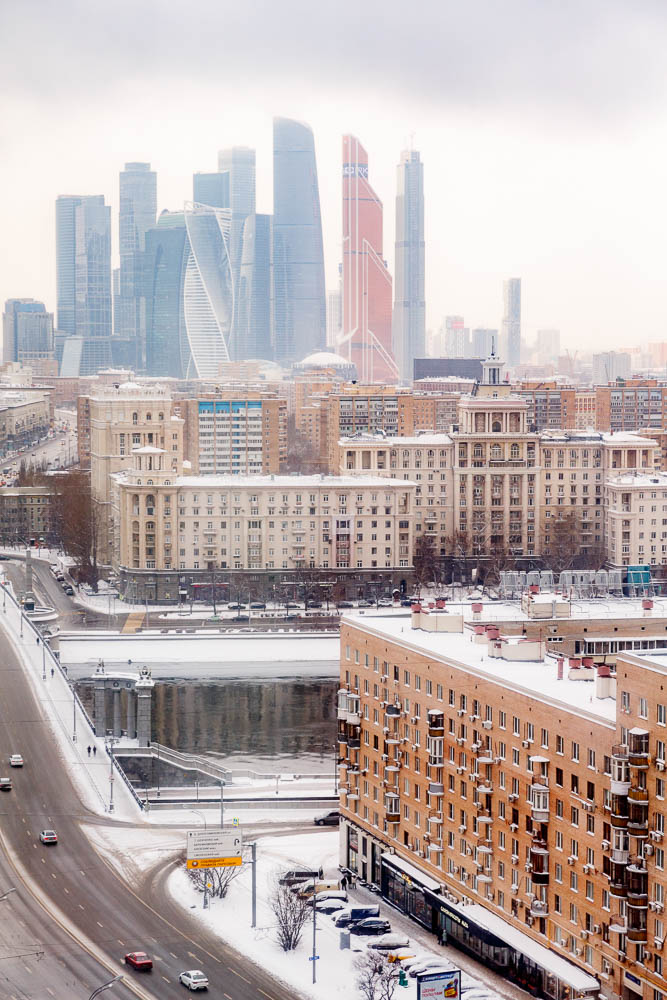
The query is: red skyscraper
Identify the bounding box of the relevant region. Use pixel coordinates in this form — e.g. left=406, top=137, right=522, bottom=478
left=338, top=135, right=398, bottom=383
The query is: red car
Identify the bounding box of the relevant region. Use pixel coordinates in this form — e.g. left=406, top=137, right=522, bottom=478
left=124, top=952, right=153, bottom=971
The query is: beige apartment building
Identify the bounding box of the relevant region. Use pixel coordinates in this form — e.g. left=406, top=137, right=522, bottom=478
left=338, top=602, right=667, bottom=1000
left=0, top=389, right=50, bottom=455
left=606, top=473, right=667, bottom=569
left=111, top=445, right=415, bottom=601
left=178, top=394, right=287, bottom=475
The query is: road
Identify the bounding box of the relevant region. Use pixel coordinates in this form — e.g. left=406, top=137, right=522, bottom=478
left=0, top=623, right=309, bottom=1000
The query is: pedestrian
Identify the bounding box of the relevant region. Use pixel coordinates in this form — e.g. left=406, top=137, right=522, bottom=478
left=93, top=746, right=97, bottom=756
left=340, top=874, right=347, bottom=891
left=87, top=746, right=91, bottom=756
left=50, top=667, right=54, bottom=678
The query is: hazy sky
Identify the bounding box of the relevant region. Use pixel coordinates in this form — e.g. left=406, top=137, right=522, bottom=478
left=3, top=0, right=667, bottom=352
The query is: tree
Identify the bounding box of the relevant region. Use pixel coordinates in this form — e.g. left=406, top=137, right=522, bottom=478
left=354, top=952, right=400, bottom=1000
left=51, top=470, right=100, bottom=588
left=284, top=415, right=321, bottom=474
left=540, top=511, right=580, bottom=576
left=186, top=863, right=241, bottom=899
left=269, top=879, right=311, bottom=951
left=412, top=534, right=440, bottom=592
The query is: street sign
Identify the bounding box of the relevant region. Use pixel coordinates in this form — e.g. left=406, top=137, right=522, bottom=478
left=417, top=969, right=461, bottom=1000
left=309, top=956, right=319, bottom=961
left=186, top=829, right=243, bottom=869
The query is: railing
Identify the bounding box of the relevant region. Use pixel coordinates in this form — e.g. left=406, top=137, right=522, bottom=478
left=106, top=744, right=145, bottom=811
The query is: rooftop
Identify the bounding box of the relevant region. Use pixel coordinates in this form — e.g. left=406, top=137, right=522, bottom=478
left=339, top=431, right=452, bottom=446
left=116, top=472, right=416, bottom=489
left=607, top=472, right=667, bottom=487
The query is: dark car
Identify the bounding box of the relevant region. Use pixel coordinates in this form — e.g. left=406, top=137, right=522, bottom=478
left=306, top=600, right=323, bottom=608
left=0, top=777, right=11, bottom=791
left=63, top=585, right=74, bottom=596
left=337, top=600, right=354, bottom=608
left=249, top=602, right=266, bottom=609
left=314, top=809, right=340, bottom=826
left=357, top=600, right=373, bottom=608
left=227, top=603, right=247, bottom=610
left=349, top=917, right=391, bottom=936
left=124, top=951, right=153, bottom=971
left=400, top=599, right=413, bottom=607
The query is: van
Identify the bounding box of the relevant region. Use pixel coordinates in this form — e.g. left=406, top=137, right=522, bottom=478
left=293, top=879, right=340, bottom=898
left=334, top=905, right=381, bottom=927
left=279, top=867, right=323, bottom=886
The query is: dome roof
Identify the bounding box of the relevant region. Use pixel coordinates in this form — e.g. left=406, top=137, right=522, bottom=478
left=296, top=351, right=354, bottom=370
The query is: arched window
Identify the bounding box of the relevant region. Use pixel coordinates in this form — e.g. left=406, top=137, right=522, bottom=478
left=146, top=412, right=152, bottom=421
left=158, top=412, right=164, bottom=421
left=147, top=479, right=153, bottom=485
left=132, top=412, right=138, bottom=425
left=146, top=521, right=155, bottom=531
left=146, top=495, right=155, bottom=514
left=490, top=445, right=501, bottom=459
left=492, top=420, right=502, bottom=432
left=510, top=444, right=520, bottom=459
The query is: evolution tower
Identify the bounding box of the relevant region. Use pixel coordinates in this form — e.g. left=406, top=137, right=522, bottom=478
left=338, top=136, right=397, bottom=383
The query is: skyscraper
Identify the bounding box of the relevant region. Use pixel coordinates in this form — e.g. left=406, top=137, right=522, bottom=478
left=392, top=149, right=425, bottom=381
left=2, top=299, right=54, bottom=364
left=502, top=277, right=521, bottom=366
left=237, top=213, right=273, bottom=360
left=272, top=117, right=326, bottom=363
left=216, top=147, right=256, bottom=359
left=472, top=327, right=498, bottom=358
left=338, top=135, right=397, bottom=383
left=55, top=195, right=83, bottom=335
left=117, top=163, right=157, bottom=368
left=144, top=211, right=188, bottom=378
left=193, top=172, right=230, bottom=210
left=181, top=203, right=234, bottom=379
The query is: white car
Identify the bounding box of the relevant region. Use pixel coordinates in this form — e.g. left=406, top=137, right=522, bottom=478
left=9, top=755, right=23, bottom=767
left=409, top=958, right=454, bottom=977
left=179, top=970, right=209, bottom=991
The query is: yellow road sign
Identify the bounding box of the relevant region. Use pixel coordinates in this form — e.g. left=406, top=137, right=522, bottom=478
left=187, top=856, right=243, bottom=869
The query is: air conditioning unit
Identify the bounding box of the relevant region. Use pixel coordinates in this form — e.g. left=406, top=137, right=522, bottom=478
left=451, top=865, right=459, bottom=874
left=416, top=850, right=424, bottom=858
left=651, top=831, right=664, bottom=842
left=583, top=864, right=595, bottom=874
left=575, top=948, right=582, bottom=957
left=646, top=844, right=655, bottom=856
left=508, top=793, right=519, bottom=802
left=410, top=717, right=418, bottom=724
left=510, top=823, right=519, bottom=831
left=461, top=871, right=469, bottom=880
left=644, top=952, right=653, bottom=963
left=382, top=754, right=388, bottom=761
left=522, top=740, right=530, bottom=748
left=469, top=715, right=477, bottom=724
left=568, top=856, right=576, bottom=865
left=483, top=721, right=493, bottom=729
left=655, top=902, right=664, bottom=914
left=457, top=709, right=465, bottom=716
left=649, top=901, right=658, bottom=911
left=658, top=761, right=666, bottom=772
left=593, top=924, right=601, bottom=934
left=618, top=951, right=627, bottom=962
left=456, top=738, right=464, bottom=745
left=580, top=930, right=589, bottom=940
left=511, top=883, right=519, bottom=892
left=601, top=839, right=610, bottom=850
left=511, top=854, right=519, bottom=864
left=655, top=936, right=664, bottom=950
left=525, top=862, right=533, bottom=872
left=459, top=824, right=467, bottom=833
left=468, top=773, right=477, bottom=782
left=456, top=766, right=465, bottom=774
left=423, top=832, right=430, bottom=842
left=560, top=937, right=569, bottom=949
left=526, top=915, right=534, bottom=925
left=466, top=847, right=473, bottom=856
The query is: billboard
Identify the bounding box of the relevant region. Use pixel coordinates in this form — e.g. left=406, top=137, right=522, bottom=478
left=186, top=829, right=243, bottom=869
left=417, top=969, right=461, bottom=1000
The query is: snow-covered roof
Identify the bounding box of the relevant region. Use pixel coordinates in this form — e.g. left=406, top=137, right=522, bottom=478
left=170, top=474, right=416, bottom=489
left=607, top=472, right=667, bottom=487
left=339, top=432, right=452, bottom=446
left=295, top=351, right=354, bottom=370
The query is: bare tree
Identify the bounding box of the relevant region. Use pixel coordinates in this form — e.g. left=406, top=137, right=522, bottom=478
left=51, top=469, right=100, bottom=588
left=269, top=879, right=311, bottom=951
left=540, top=511, right=580, bottom=576
left=186, top=864, right=242, bottom=899
left=284, top=415, right=321, bottom=474
left=412, top=534, right=440, bottom=592
left=354, top=952, right=400, bottom=1000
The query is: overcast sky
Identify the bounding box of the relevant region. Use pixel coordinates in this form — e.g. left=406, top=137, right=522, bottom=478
left=2, top=0, right=667, bottom=352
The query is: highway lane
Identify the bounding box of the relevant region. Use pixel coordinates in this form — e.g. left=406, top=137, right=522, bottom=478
left=0, top=626, right=305, bottom=1000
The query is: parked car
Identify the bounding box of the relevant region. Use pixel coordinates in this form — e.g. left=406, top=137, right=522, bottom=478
left=0, top=778, right=11, bottom=791
left=316, top=898, right=347, bottom=914
left=179, top=970, right=209, bottom=991
left=377, top=598, right=393, bottom=607
left=227, top=603, right=246, bottom=610
left=306, top=600, right=323, bottom=608
left=409, top=958, right=454, bottom=978
left=63, top=585, right=74, bottom=596
left=400, top=599, right=413, bottom=607
left=357, top=600, right=373, bottom=608
left=337, top=600, right=354, bottom=608
left=249, top=602, right=266, bottom=609
left=124, top=951, right=153, bottom=971
left=334, top=905, right=380, bottom=927
left=368, top=933, right=411, bottom=951
left=39, top=829, right=58, bottom=844
left=313, top=809, right=340, bottom=826
left=349, top=917, right=392, bottom=936
left=279, top=868, right=323, bottom=886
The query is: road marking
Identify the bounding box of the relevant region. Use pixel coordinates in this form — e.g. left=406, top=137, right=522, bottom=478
left=80, top=870, right=86, bottom=876
left=63, top=887, right=69, bottom=894
left=23, top=965, right=31, bottom=974
left=230, top=968, right=251, bottom=984
left=161, top=976, right=170, bottom=984
left=21, top=817, right=25, bottom=823
left=40, top=856, right=44, bottom=863
left=78, top=904, right=84, bottom=910
left=50, top=872, right=57, bottom=879
left=46, top=990, right=54, bottom=997
left=117, top=939, right=124, bottom=946
left=224, top=994, right=233, bottom=1000
left=169, top=952, right=178, bottom=958
left=96, top=920, right=103, bottom=927
left=188, top=951, right=203, bottom=963
left=258, top=992, right=276, bottom=1000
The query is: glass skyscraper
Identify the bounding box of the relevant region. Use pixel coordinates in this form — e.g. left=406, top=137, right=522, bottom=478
left=272, top=117, right=326, bottom=363
left=502, top=277, right=522, bottom=366
left=117, top=162, right=157, bottom=368
left=392, top=149, right=425, bottom=382
left=237, top=212, right=273, bottom=360
left=144, top=211, right=188, bottom=378
left=181, top=203, right=234, bottom=378
left=56, top=195, right=83, bottom=335
left=193, top=172, right=230, bottom=210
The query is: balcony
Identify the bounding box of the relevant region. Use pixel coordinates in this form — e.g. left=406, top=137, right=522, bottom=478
left=529, top=899, right=549, bottom=917
left=428, top=782, right=444, bottom=797
left=626, top=864, right=648, bottom=906
left=530, top=784, right=550, bottom=823
left=628, top=729, right=650, bottom=768
left=427, top=710, right=445, bottom=736
left=609, top=913, right=628, bottom=934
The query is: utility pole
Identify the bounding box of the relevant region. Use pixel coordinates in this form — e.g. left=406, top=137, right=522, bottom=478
left=220, top=780, right=224, bottom=828
left=106, top=737, right=119, bottom=812
left=251, top=841, right=257, bottom=928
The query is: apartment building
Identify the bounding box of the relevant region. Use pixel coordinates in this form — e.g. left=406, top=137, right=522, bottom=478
left=338, top=604, right=667, bottom=1000
left=0, top=390, right=50, bottom=455
left=514, top=384, right=576, bottom=432
left=83, top=382, right=183, bottom=565
left=111, top=446, right=415, bottom=601
left=595, top=384, right=667, bottom=434
left=0, top=487, right=54, bottom=545
left=178, top=394, right=287, bottom=475
left=575, top=391, right=597, bottom=430
left=606, top=473, right=667, bottom=568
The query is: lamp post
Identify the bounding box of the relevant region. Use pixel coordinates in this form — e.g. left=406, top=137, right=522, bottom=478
left=39, top=637, right=45, bottom=681
left=72, top=684, right=77, bottom=742
left=106, top=737, right=119, bottom=813
left=87, top=975, right=123, bottom=1000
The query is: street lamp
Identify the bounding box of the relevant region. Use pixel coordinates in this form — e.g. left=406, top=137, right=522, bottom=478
left=106, top=737, right=119, bottom=813
left=87, top=975, right=123, bottom=1000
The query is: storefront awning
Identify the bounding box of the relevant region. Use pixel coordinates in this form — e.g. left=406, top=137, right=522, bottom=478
left=462, top=903, right=599, bottom=994
left=380, top=852, right=442, bottom=893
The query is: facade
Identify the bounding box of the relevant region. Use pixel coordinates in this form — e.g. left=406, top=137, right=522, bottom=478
left=112, top=458, right=415, bottom=601
left=338, top=135, right=397, bottom=383
left=3, top=299, right=54, bottom=365
left=502, top=278, right=522, bottom=367
left=606, top=473, right=667, bottom=568
left=181, top=203, right=234, bottom=378
left=179, top=394, right=286, bottom=475
left=414, top=357, right=485, bottom=382
left=272, top=117, right=326, bottom=363
left=0, top=390, right=51, bottom=455
left=472, top=328, right=499, bottom=358
left=83, top=382, right=183, bottom=564
left=217, top=145, right=255, bottom=344
left=392, top=149, right=425, bottom=381
left=444, top=317, right=470, bottom=358
left=192, top=171, right=229, bottom=209
left=595, top=384, right=667, bottom=434
left=337, top=607, right=667, bottom=1000
left=117, top=162, right=157, bottom=368
left=237, top=212, right=273, bottom=360
left=144, top=211, right=188, bottom=378
left=537, top=330, right=561, bottom=364
left=0, top=487, right=54, bottom=545
left=515, top=385, right=576, bottom=432
left=593, top=353, right=632, bottom=386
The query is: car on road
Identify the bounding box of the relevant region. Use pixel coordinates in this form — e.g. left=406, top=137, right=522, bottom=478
left=227, top=602, right=246, bottom=610
left=306, top=600, right=323, bottom=608
left=349, top=917, right=392, bottom=936
left=39, top=829, right=58, bottom=844
left=337, top=600, right=354, bottom=608
left=63, top=585, right=74, bottom=596
left=179, top=970, right=209, bottom=991
left=378, top=597, right=393, bottom=607
left=0, top=777, right=11, bottom=791
left=124, top=951, right=153, bottom=971
left=249, top=601, right=266, bottom=609
left=314, top=809, right=340, bottom=826
left=8, top=754, right=23, bottom=767
left=357, top=600, right=373, bottom=607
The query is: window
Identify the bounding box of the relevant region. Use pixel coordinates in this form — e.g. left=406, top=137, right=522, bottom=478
left=659, top=704, right=666, bottom=727
left=571, top=741, right=580, bottom=762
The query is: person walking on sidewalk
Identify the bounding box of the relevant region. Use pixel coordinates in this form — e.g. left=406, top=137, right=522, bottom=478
left=92, top=746, right=97, bottom=756
left=87, top=746, right=91, bottom=756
